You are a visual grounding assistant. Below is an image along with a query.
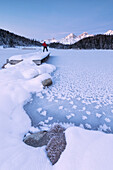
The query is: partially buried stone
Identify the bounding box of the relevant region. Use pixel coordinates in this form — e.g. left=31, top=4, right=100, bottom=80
left=45, top=124, right=66, bottom=165
left=23, top=131, right=48, bottom=147
left=46, top=124, right=65, bottom=142
left=42, top=78, right=52, bottom=87
left=46, top=133, right=66, bottom=165
left=23, top=124, right=67, bottom=165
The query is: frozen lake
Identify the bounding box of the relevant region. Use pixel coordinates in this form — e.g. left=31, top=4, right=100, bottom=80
left=24, top=49, right=113, bottom=133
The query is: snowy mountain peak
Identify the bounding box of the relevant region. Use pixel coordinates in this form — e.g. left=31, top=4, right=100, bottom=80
left=61, top=32, right=94, bottom=44
left=104, top=30, right=113, bottom=35
left=65, top=33, right=77, bottom=39
left=60, top=33, right=77, bottom=45
left=80, top=32, right=88, bottom=36
left=77, top=32, right=88, bottom=39
left=42, top=32, right=94, bottom=45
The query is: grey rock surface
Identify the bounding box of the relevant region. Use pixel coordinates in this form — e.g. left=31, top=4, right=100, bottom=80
left=23, top=130, right=48, bottom=147
left=42, top=78, right=52, bottom=87
left=23, top=124, right=66, bottom=165
left=45, top=124, right=66, bottom=165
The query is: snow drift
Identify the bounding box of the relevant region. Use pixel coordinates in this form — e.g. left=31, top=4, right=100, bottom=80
left=0, top=52, right=55, bottom=170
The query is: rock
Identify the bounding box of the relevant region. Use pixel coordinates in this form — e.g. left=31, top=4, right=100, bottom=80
left=23, top=130, right=48, bottom=147
left=45, top=124, right=66, bottom=165
left=23, top=124, right=67, bottom=165
left=42, top=78, right=52, bottom=87
left=46, top=124, right=65, bottom=141
left=46, top=132, right=66, bottom=165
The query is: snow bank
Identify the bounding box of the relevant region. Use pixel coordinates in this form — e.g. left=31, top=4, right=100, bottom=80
left=9, top=51, right=50, bottom=61
left=0, top=47, right=41, bottom=69
left=54, top=127, right=113, bottom=170
left=0, top=52, right=55, bottom=170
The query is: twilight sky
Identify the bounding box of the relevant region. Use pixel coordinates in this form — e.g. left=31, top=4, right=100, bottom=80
left=0, top=0, right=113, bottom=40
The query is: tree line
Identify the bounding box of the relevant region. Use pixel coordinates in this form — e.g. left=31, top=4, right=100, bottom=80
left=0, top=29, right=41, bottom=47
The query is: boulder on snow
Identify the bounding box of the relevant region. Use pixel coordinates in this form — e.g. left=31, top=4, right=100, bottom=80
left=23, top=124, right=66, bottom=165
left=46, top=134, right=66, bottom=165
left=46, top=125, right=66, bottom=165
left=23, top=130, right=48, bottom=147
left=46, top=124, right=65, bottom=141
left=42, top=78, right=52, bottom=87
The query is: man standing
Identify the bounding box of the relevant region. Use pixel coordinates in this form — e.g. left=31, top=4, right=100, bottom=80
left=42, top=41, right=48, bottom=52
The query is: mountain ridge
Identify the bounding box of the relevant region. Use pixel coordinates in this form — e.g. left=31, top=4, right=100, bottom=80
left=0, top=28, right=113, bottom=48
left=43, top=30, right=113, bottom=45
left=49, top=34, right=113, bottom=50
left=104, top=30, right=113, bottom=35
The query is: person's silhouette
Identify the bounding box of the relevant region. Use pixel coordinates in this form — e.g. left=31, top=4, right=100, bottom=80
left=42, top=42, right=48, bottom=52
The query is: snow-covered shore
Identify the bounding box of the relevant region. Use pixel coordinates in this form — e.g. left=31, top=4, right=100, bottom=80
left=0, top=51, right=55, bottom=169
left=0, top=49, right=113, bottom=170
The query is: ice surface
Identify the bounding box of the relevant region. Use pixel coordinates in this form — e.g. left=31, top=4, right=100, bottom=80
left=24, top=49, right=113, bottom=133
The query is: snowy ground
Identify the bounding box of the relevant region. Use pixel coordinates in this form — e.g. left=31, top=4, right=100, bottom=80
left=0, top=47, right=42, bottom=68
left=1, top=47, right=113, bottom=170
left=0, top=48, right=55, bottom=170
left=25, top=49, right=113, bottom=133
